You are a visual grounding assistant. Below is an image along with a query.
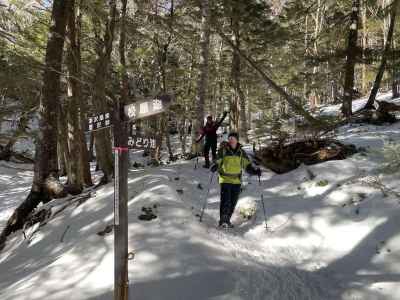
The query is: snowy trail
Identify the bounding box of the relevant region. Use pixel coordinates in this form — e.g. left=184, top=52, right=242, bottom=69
left=124, top=166, right=338, bottom=300
left=0, top=162, right=339, bottom=300
left=0, top=162, right=33, bottom=233
left=2, top=123, right=400, bottom=299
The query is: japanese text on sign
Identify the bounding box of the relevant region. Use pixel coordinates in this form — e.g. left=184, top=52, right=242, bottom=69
left=124, top=94, right=172, bottom=121
left=87, top=112, right=111, bottom=132
left=125, top=104, right=136, bottom=119
left=152, top=99, right=163, bottom=110
left=128, top=135, right=157, bottom=150
left=139, top=102, right=149, bottom=114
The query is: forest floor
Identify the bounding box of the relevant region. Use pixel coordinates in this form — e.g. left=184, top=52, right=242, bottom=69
left=1, top=102, right=400, bottom=299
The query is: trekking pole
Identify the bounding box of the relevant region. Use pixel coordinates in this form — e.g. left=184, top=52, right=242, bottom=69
left=194, top=142, right=200, bottom=170
left=193, top=142, right=199, bottom=170
left=258, top=174, right=268, bottom=230
left=199, top=172, right=215, bottom=222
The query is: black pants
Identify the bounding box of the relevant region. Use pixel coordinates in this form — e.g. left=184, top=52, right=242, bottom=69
left=204, top=139, right=217, bottom=163
left=220, top=183, right=241, bottom=224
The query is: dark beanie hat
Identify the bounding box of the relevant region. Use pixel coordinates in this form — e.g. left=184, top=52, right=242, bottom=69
left=228, top=132, right=239, bottom=140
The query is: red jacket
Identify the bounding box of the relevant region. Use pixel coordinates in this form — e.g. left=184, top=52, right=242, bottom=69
left=197, top=112, right=228, bottom=143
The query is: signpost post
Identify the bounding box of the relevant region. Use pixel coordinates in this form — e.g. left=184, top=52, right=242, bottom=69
left=113, top=103, right=129, bottom=300
left=85, top=94, right=172, bottom=300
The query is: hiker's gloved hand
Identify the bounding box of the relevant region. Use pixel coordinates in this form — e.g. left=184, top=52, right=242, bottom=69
left=210, top=164, right=218, bottom=173
left=246, top=164, right=260, bottom=176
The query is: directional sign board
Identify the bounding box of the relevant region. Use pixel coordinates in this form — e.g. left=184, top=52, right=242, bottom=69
left=124, top=94, right=172, bottom=121
left=86, top=112, right=113, bottom=132
left=127, top=135, right=158, bottom=150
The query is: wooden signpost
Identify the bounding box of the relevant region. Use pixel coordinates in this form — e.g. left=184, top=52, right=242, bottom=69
left=85, top=94, right=172, bottom=300
left=85, top=95, right=172, bottom=133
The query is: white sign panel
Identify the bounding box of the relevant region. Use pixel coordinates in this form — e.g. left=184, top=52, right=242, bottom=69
left=86, top=112, right=112, bottom=132
left=124, top=94, right=172, bottom=120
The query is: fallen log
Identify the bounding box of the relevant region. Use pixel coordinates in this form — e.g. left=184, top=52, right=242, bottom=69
left=350, top=101, right=400, bottom=125
left=0, top=187, right=96, bottom=251
left=377, top=100, right=400, bottom=113
left=256, top=139, right=357, bottom=174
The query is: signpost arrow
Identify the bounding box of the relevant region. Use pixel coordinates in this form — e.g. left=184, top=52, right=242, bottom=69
left=85, top=95, right=172, bottom=133
left=85, top=112, right=113, bottom=132
left=124, top=94, right=172, bottom=121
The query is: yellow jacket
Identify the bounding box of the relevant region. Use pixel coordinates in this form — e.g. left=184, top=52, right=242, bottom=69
left=216, top=142, right=256, bottom=184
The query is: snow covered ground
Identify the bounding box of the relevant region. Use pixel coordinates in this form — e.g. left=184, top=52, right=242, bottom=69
left=0, top=162, right=33, bottom=233
left=2, top=117, right=400, bottom=299
left=319, top=91, right=400, bottom=116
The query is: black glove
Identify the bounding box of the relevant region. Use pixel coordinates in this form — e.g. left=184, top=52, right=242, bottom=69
left=246, top=164, right=261, bottom=176
left=223, top=111, right=228, bottom=116
left=210, top=164, right=218, bottom=173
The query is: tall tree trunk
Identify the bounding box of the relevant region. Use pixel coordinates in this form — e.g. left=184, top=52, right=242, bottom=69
left=310, top=0, right=323, bottom=109
left=246, top=86, right=251, bottom=131
left=66, top=0, right=85, bottom=191
left=119, top=0, right=129, bottom=108
left=364, top=0, right=399, bottom=109
left=361, top=0, right=368, bottom=94
left=74, top=0, right=92, bottom=186
left=382, top=0, right=390, bottom=44
left=34, top=0, right=72, bottom=189
left=0, top=0, right=72, bottom=247
left=392, top=39, right=400, bottom=98
left=79, top=120, right=93, bottom=186
left=192, top=0, right=210, bottom=149
left=179, top=117, right=187, bottom=155
left=57, top=134, right=68, bottom=178
left=153, top=0, right=174, bottom=159
left=92, top=0, right=117, bottom=183
left=58, top=103, right=72, bottom=180
left=162, top=115, right=174, bottom=159
left=231, top=3, right=248, bottom=141
left=88, top=132, right=95, bottom=161
left=342, top=0, right=360, bottom=118
left=304, top=15, right=310, bottom=101
left=183, top=56, right=194, bottom=154
left=216, top=38, right=224, bottom=115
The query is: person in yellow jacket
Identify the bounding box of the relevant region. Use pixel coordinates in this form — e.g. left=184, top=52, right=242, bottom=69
left=210, top=132, right=261, bottom=228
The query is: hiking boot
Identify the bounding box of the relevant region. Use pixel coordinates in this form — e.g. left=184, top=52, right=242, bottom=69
left=218, top=221, right=234, bottom=229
